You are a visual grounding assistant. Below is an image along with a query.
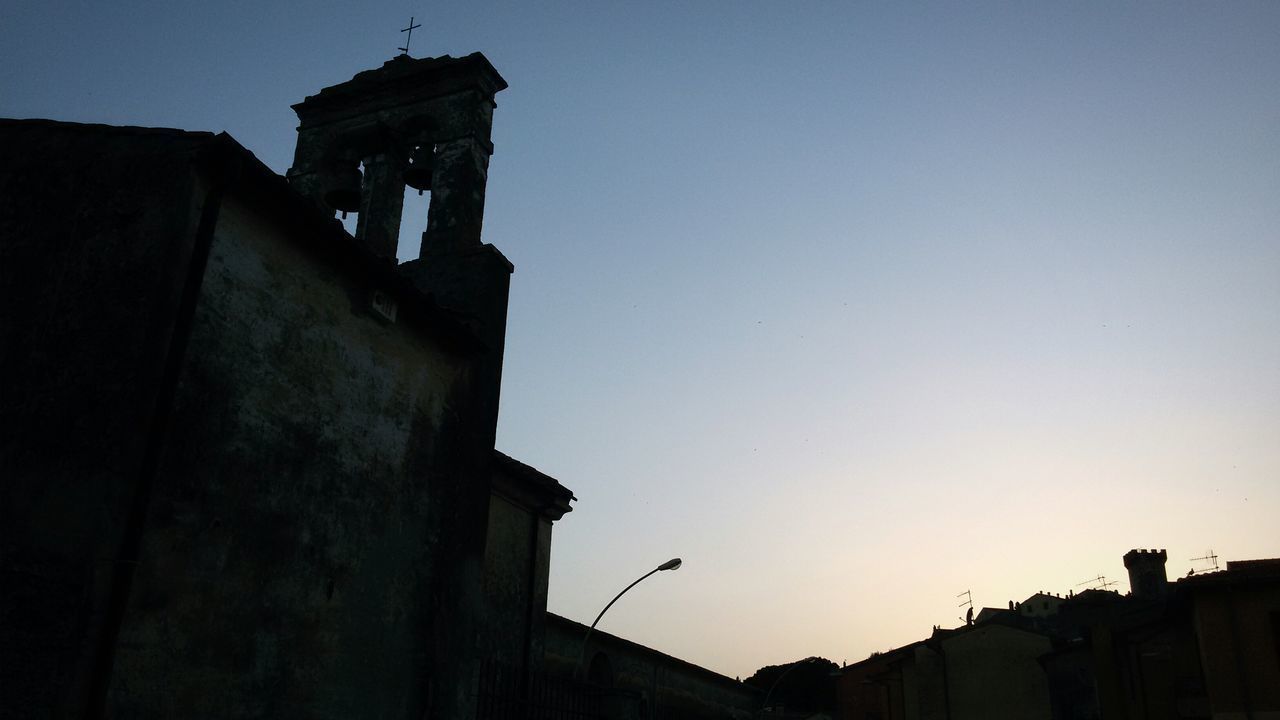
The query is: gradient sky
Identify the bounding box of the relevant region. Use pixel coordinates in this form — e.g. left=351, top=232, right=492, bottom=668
left=4, top=1, right=1277, bottom=679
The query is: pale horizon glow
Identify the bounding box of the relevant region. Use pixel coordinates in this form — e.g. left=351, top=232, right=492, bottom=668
left=3, top=1, right=1277, bottom=680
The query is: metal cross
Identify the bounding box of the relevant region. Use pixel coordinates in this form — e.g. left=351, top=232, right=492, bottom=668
left=399, top=16, right=422, bottom=56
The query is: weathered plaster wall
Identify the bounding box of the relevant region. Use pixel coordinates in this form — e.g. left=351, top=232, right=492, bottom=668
left=478, top=453, right=572, bottom=687
left=907, top=645, right=948, bottom=720
left=942, top=626, right=1052, bottom=720
left=0, top=122, right=211, bottom=718
left=835, top=654, right=900, bottom=720
left=482, top=493, right=554, bottom=667
left=106, top=193, right=475, bottom=718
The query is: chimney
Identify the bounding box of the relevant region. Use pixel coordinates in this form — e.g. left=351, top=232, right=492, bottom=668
left=286, top=53, right=507, bottom=260
left=1123, top=548, right=1169, bottom=599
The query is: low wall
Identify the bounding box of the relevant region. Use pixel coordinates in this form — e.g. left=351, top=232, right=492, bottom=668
left=545, top=613, right=760, bottom=720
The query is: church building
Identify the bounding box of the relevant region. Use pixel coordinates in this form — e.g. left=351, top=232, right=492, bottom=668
left=1, top=52, right=575, bottom=719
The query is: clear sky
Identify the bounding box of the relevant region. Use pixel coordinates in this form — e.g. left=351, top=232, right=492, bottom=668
left=4, top=1, right=1277, bottom=679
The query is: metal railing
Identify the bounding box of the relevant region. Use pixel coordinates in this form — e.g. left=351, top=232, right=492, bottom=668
left=476, top=661, right=627, bottom=720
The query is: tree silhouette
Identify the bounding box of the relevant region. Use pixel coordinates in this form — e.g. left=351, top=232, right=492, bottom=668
left=743, top=657, right=839, bottom=712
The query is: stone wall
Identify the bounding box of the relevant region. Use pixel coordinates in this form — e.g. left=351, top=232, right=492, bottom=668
left=545, top=613, right=760, bottom=720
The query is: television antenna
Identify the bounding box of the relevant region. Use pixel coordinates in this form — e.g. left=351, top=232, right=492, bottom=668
left=1190, top=549, right=1219, bottom=572
left=1076, top=575, right=1117, bottom=591
left=957, top=589, right=973, bottom=624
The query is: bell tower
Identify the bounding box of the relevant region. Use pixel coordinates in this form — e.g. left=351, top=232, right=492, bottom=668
left=286, top=53, right=508, bottom=260
left=288, top=54, right=515, bottom=720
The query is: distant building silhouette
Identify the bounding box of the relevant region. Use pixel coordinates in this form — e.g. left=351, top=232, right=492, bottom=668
left=834, top=549, right=1280, bottom=720
left=1018, top=591, right=1066, bottom=619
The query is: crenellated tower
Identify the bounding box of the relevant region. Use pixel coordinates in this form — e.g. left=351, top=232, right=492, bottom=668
left=1123, top=548, right=1169, bottom=599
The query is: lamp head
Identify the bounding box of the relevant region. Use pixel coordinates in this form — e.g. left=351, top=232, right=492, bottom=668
left=658, top=558, right=683, bottom=572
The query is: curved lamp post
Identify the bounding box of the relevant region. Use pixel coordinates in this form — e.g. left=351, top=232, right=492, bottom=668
left=576, top=557, right=682, bottom=680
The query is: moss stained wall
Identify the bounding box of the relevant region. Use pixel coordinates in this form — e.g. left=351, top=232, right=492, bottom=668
left=107, top=194, right=474, bottom=718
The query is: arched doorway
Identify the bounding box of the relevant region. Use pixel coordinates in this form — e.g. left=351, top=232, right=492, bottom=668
left=587, top=651, right=615, bottom=688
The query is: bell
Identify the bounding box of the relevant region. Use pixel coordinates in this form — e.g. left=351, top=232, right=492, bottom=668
left=324, top=165, right=362, bottom=218
left=403, top=144, right=434, bottom=195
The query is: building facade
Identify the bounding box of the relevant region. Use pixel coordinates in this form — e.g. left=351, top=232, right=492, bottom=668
left=0, top=53, right=572, bottom=719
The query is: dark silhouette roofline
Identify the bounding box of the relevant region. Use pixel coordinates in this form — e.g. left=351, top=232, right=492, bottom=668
left=0, top=118, right=214, bottom=139
left=0, top=118, right=487, bottom=354
left=491, top=451, right=575, bottom=520
left=295, top=53, right=508, bottom=114
left=548, top=612, right=756, bottom=693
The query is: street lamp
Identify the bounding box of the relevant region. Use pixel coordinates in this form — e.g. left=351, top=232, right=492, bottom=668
left=576, top=558, right=683, bottom=679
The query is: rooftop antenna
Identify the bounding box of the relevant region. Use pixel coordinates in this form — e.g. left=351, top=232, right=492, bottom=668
left=957, top=589, right=973, bottom=625
left=399, top=16, right=423, bottom=56
left=1190, top=549, right=1219, bottom=572
left=1076, top=575, right=1117, bottom=591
